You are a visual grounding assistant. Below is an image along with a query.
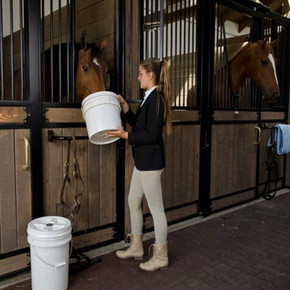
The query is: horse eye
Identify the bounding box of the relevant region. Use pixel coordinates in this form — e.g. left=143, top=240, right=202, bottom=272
left=261, top=60, right=269, bottom=66
left=83, top=65, right=88, bottom=72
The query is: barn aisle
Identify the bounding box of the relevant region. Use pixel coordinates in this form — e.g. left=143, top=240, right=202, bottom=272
left=1, top=190, right=290, bottom=290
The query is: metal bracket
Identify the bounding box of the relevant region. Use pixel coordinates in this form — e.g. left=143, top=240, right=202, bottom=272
left=48, top=129, right=88, bottom=142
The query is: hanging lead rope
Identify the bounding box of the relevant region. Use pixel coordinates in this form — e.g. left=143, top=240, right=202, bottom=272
left=56, top=137, right=85, bottom=224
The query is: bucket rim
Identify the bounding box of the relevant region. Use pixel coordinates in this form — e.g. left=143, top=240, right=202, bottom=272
left=81, top=91, right=118, bottom=104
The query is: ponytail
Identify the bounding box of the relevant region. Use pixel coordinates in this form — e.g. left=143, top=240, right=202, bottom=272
left=140, top=58, right=173, bottom=135
left=158, top=60, right=172, bottom=135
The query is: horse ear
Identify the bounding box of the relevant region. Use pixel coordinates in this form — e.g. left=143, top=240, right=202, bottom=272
left=80, top=31, right=88, bottom=50
left=99, top=39, right=108, bottom=51
left=271, top=37, right=280, bottom=48
left=261, top=37, right=269, bottom=47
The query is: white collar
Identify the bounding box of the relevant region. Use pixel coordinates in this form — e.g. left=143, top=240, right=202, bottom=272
left=141, top=86, right=157, bottom=106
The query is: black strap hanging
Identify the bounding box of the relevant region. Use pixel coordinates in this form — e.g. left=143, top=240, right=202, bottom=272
left=56, top=137, right=85, bottom=224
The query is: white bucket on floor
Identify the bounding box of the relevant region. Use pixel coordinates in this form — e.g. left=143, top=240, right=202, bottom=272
left=27, top=216, right=72, bottom=290
left=81, top=91, right=122, bottom=145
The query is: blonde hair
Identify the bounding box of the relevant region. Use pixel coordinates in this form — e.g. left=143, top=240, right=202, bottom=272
left=140, top=58, right=172, bottom=135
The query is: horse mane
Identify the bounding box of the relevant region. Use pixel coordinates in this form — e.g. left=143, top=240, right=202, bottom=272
left=228, top=42, right=251, bottom=64
left=228, top=39, right=274, bottom=65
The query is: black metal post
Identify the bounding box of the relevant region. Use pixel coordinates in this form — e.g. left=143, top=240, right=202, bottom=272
left=196, top=0, right=215, bottom=216
left=114, top=0, right=126, bottom=241
left=24, top=0, right=43, bottom=218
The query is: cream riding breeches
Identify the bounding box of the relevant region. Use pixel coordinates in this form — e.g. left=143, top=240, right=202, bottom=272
left=128, top=166, right=167, bottom=244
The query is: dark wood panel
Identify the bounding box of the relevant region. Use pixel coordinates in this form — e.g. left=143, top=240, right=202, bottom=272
left=42, top=128, right=117, bottom=232
left=0, top=130, right=17, bottom=253
left=211, top=123, right=257, bottom=198
left=15, top=129, right=31, bottom=249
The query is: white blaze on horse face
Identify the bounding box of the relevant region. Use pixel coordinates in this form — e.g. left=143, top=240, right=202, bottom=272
left=268, top=53, right=279, bottom=86
left=93, top=58, right=101, bottom=68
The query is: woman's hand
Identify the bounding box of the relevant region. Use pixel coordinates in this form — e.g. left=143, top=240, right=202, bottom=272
left=106, top=126, right=128, bottom=140
left=117, top=95, right=129, bottom=114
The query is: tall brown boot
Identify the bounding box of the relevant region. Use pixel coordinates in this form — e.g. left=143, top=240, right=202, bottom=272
left=116, top=234, right=144, bottom=260
left=139, top=242, right=168, bottom=271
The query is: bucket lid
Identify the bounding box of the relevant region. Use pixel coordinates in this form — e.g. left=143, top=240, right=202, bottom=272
left=27, top=216, right=71, bottom=239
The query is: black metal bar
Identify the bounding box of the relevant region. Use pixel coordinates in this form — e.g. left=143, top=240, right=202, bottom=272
left=114, top=0, right=125, bottom=241
left=24, top=0, right=43, bottom=219
left=182, top=0, right=186, bottom=105
left=159, top=0, right=163, bottom=60
left=0, top=0, right=4, bottom=99
left=10, top=0, right=14, bottom=100
left=70, top=0, right=76, bottom=102
left=196, top=0, right=215, bottom=216
left=50, top=0, right=54, bottom=102
left=19, top=0, right=24, bottom=100
left=41, top=0, right=45, bottom=102
left=48, top=129, right=88, bottom=142
left=58, top=0, right=62, bottom=102
left=66, top=0, right=70, bottom=101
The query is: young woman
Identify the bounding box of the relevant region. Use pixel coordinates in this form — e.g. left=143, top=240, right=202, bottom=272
left=107, top=58, right=172, bottom=271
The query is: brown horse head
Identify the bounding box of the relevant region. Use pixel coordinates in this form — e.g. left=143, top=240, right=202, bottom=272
left=76, top=32, right=108, bottom=100
left=229, top=38, right=280, bottom=103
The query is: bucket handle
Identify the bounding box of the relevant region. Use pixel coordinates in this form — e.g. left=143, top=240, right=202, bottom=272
left=33, top=240, right=73, bottom=269
left=34, top=248, right=67, bottom=268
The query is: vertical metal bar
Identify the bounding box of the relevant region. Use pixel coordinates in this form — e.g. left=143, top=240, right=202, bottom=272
left=66, top=0, right=70, bottom=101
left=149, top=0, right=155, bottom=57
left=164, top=0, right=168, bottom=60
left=70, top=0, right=75, bottom=101
left=58, top=0, right=62, bottom=102
left=114, top=0, right=126, bottom=242
left=10, top=0, right=14, bottom=99
left=159, top=0, right=164, bottom=60
left=174, top=0, right=177, bottom=104
left=178, top=1, right=182, bottom=106
left=41, top=0, right=45, bottom=101
left=196, top=0, right=215, bottom=216
left=163, top=0, right=168, bottom=58
left=144, top=0, right=148, bottom=59
left=170, top=0, right=174, bottom=104
left=191, top=1, right=195, bottom=106
left=182, top=0, right=186, bottom=106
left=50, top=0, right=54, bottom=102
left=154, top=0, right=158, bottom=57
left=19, top=0, right=24, bottom=100
left=186, top=0, right=190, bottom=107
left=24, top=0, right=43, bottom=218
left=0, top=0, right=4, bottom=99
left=140, top=0, right=144, bottom=63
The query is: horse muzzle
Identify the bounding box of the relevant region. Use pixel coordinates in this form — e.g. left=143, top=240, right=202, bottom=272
left=262, top=91, right=280, bottom=104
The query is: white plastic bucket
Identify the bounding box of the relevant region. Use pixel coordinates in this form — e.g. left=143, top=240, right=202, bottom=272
left=27, top=216, right=72, bottom=290
left=81, top=91, right=122, bottom=145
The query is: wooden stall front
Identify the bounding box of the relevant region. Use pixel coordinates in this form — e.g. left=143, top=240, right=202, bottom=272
left=0, top=0, right=289, bottom=279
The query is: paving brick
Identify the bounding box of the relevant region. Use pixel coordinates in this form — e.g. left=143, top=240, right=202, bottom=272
left=2, top=192, right=290, bottom=290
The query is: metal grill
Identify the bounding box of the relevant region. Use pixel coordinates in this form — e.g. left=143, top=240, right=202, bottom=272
left=142, top=0, right=288, bottom=111
left=142, top=0, right=197, bottom=107
left=0, top=0, right=25, bottom=101
left=41, top=0, right=75, bottom=103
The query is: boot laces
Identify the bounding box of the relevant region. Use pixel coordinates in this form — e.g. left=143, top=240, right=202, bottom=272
left=147, top=243, right=157, bottom=260
left=123, top=234, right=132, bottom=244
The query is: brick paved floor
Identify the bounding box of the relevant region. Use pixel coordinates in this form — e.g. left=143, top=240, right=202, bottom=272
left=1, top=190, right=290, bottom=289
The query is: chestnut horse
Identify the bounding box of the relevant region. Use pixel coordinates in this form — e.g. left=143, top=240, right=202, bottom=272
left=43, top=32, right=108, bottom=102
left=1, top=32, right=108, bottom=102
left=76, top=32, right=108, bottom=100
left=187, top=38, right=280, bottom=107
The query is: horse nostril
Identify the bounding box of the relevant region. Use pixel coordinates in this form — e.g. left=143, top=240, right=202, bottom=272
left=83, top=66, right=88, bottom=72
